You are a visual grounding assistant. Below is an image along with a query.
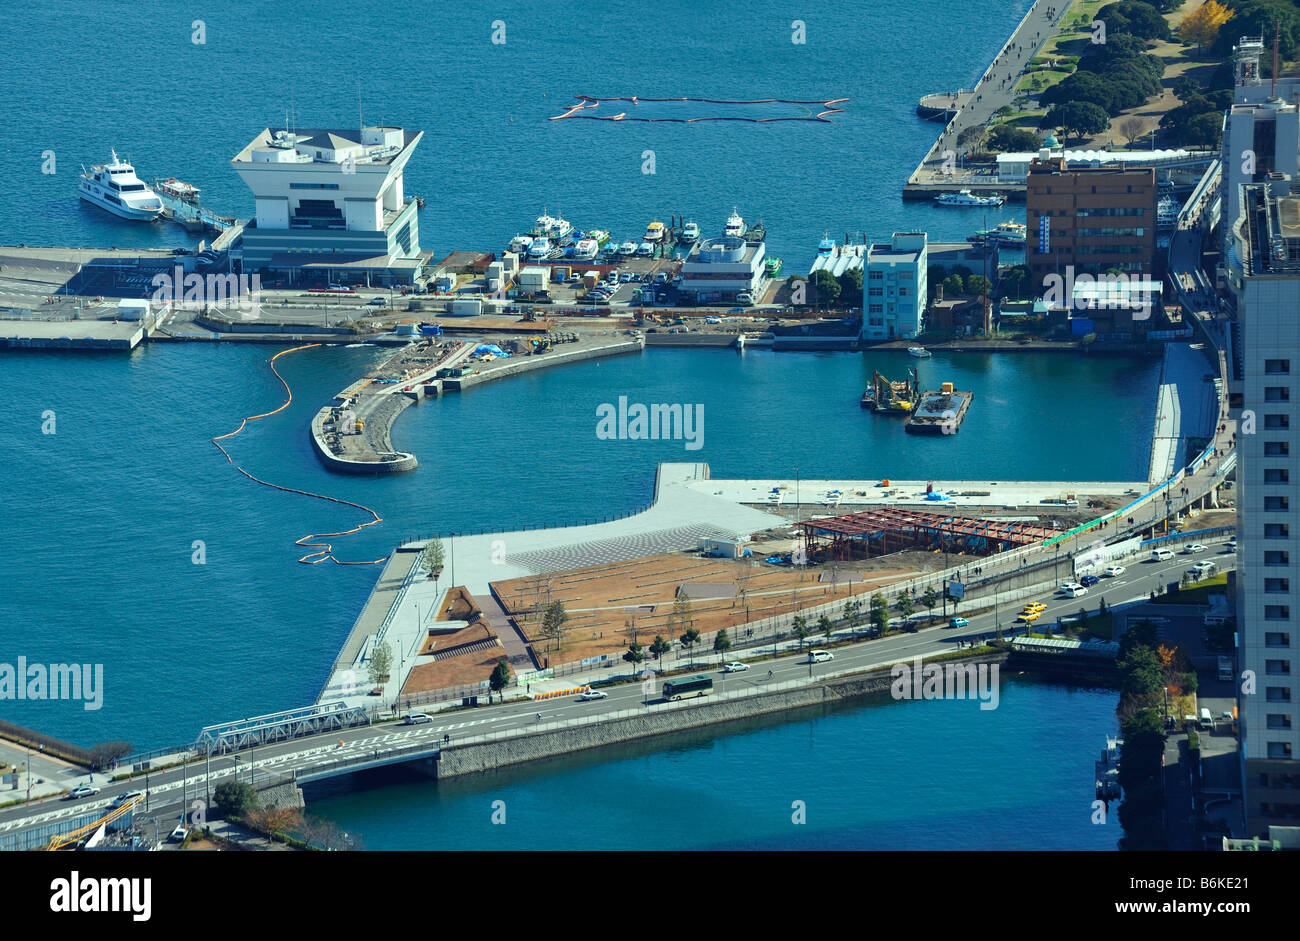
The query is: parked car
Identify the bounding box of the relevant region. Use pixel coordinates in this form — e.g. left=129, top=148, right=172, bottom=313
left=948, top=616, right=969, bottom=629
left=723, top=662, right=749, bottom=673
left=1103, top=565, right=1126, bottom=577
left=578, top=689, right=608, bottom=701
left=736, top=292, right=755, bottom=305
left=1079, top=574, right=1101, bottom=587
left=66, top=784, right=99, bottom=800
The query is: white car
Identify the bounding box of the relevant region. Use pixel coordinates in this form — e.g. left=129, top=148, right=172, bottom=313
left=1059, top=582, right=1083, bottom=593
left=110, top=789, right=146, bottom=808
left=1193, top=560, right=1217, bottom=572
left=168, top=825, right=189, bottom=843
left=723, top=662, right=749, bottom=673
left=1184, top=543, right=1207, bottom=554
left=578, top=690, right=608, bottom=701
left=1103, top=565, right=1126, bottom=577
left=66, top=784, right=100, bottom=800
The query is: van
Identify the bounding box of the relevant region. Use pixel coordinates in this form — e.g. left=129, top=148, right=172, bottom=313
left=1199, top=707, right=1214, bottom=731
left=807, top=649, right=834, bottom=663
left=1151, top=548, right=1174, bottom=561
left=1061, top=584, right=1089, bottom=598
left=403, top=713, right=433, bottom=725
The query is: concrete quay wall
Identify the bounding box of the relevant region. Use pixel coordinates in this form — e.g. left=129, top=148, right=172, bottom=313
left=309, top=396, right=418, bottom=475
left=442, top=337, right=643, bottom=391
left=436, top=653, right=1008, bottom=779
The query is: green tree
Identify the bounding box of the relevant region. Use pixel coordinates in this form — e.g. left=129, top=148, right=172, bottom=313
left=213, top=780, right=258, bottom=820
left=966, top=275, right=992, bottom=297
left=1040, top=101, right=1110, bottom=142
left=679, top=627, right=701, bottom=661
left=367, top=639, right=393, bottom=686
left=920, top=587, right=940, bottom=621
left=1119, top=645, right=1165, bottom=699
left=838, top=265, right=863, bottom=303
left=542, top=600, right=569, bottom=651
left=1001, top=265, right=1029, bottom=301
left=623, top=642, right=645, bottom=669
left=489, top=660, right=511, bottom=701
left=420, top=538, right=445, bottom=578
left=792, top=615, right=810, bottom=650
left=986, top=124, right=1041, bottom=153
left=712, top=628, right=732, bottom=661
left=942, top=273, right=965, bottom=297
left=817, top=614, right=834, bottom=644
left=810, top=269, right=841, bottom=307
left=897, top=591, right=915, bottom=620
left=650, top=634, right=672, bottom=661
left=869, top=593, right=890, bottom=634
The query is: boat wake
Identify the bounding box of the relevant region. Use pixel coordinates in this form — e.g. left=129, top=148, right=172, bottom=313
left=551, top=95, right=849, bottom=123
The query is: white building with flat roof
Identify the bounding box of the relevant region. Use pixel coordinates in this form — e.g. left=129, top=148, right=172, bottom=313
left=231, top=125, right=425, bottom=284
left=679, top=236, right=766, bottom=303
left=862, top=232, right=927, bottom=341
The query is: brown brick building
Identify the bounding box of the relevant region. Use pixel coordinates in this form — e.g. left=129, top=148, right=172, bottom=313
left=1026, top=157, right=1157, bottom=288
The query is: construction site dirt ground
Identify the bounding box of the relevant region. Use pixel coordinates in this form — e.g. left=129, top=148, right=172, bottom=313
left=490, top=549, right=970, bottom=667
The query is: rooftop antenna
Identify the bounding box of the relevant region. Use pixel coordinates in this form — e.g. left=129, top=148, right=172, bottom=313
left=1273, top=22, right=1281, bottom=97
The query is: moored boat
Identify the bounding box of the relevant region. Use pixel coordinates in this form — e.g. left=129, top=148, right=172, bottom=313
left=765, top=257, right=783, bottom=277
left=724, top=207, right=745, bottom=238
left=79, top=151, right=165, bottom=221
left=935, top=189, right=1005, bottom=207
left=908, top=346, right=932, bottom=358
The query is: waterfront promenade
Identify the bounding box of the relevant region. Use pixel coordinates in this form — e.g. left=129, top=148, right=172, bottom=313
left=908, top=0, right=1068, bottom=194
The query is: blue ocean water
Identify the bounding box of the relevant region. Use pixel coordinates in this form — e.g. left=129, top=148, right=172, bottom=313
left=0, top=0, right=1136, bottom=850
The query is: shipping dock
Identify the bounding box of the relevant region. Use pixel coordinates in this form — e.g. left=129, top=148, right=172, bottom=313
left=904, top=381, right=973, bottom=435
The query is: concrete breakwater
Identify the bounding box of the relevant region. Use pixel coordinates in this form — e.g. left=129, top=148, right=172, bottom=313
left=441, top=335, right=643, bottom=391
left=435, top=651, right=1010, bottom=779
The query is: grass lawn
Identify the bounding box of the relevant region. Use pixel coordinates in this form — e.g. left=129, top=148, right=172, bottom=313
left=1161, top=572, right=1229, bottom=606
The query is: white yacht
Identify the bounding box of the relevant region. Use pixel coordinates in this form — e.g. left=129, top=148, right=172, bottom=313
left=908, top=346, right=932, bottom=358
left=78, top=151, right=164, bottom=221
left=681, top=220, right=700, bottom=243
left=644, top=221, right=665, bottom=243
left=934, top=189, right=1005, bottom=208
left=527, top=237, right=553, bottom=260
left=573, top=238, right=599, bottom=261
left=617, top=240, right=638, bottom=256
left=635, top=241, right=654, bottom=257
left=724, top=207, right=745, bottom=238
left=509, top=234, right=534, bottom=255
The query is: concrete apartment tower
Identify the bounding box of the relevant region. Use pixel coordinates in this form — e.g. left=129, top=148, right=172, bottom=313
left=861, top=232, right=927, bottom=341
left=1226, top=178, right=1300, bottom=836
left=231, top=124, right=425, bottom=285
left=1221, top=36, right=1300, bottom=268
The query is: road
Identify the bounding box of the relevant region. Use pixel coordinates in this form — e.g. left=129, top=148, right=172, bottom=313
left=0, top=541, right=1235, bottom=842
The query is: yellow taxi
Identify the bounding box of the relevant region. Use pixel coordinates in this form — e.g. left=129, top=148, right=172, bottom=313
left=1023, top=602, right=1047, bottom=614
left=1016, top=610, right=1042, bottom=623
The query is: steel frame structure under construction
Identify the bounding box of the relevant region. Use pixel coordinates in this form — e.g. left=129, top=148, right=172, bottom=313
left=194, top=701, right=371, bottom=756
left=798, top=508, right=1054, bottom=560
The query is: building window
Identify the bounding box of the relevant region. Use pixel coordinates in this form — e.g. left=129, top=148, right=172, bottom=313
left=1268, top=714, right=1293, bottom=730
left=289, top=183, right=340, bottom=190
left=1266, top=659, right=1292, bottom=674
left=1266, top=414, right=1291, bottom=429
left=1266, top=551, right=1290, bottom=566
left=899, top=287, right=910, bottom=297
left=1266, top=578, right=1291, bottom=593
left=869, top=287, right=883, bottom=297
left=869, top=271, right=882, bottom=280
left=1268, top=742, right=1294, bottom=759
left=1266, top=632, right=1292, bottom=647
left=1265, top=441, right=1290, bottom=456
left=1265, top=387, right=1290, bottom=401
left=869, top=305, right=883, bottom=314
left=1265, top=359, right=1291, bottom=374
left=1265, top=605, right=1291, bottom=621
left=1267, top=686, right=1293, bottom=701
left=1266, top=496, right=1291, bottom=512
left=1265, top=469, right=1290, bottom=484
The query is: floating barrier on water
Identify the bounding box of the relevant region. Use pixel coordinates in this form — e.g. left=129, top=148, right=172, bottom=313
left=210, top=344, right=388, bottom=566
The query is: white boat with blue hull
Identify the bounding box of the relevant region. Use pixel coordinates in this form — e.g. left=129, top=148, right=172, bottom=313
left=79, top=151, right=164, bottom=221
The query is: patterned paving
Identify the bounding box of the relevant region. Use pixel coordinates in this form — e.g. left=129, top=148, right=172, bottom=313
left=505, top=523, right=736, bottom=576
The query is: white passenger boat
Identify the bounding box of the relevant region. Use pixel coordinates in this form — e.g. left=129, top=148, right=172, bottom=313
left=908, top=346, right=932, bottom=358
left=724, top=207, right=745, bottom=237
left=78, top=151, right=164, bottom=221
left=573, top=238, right=599, bottom=261
left=935, top=189, right=1005, bottom=207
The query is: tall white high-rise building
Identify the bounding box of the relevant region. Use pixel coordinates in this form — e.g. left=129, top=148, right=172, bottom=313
left=1226, top=177, right=1300, bottom=835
